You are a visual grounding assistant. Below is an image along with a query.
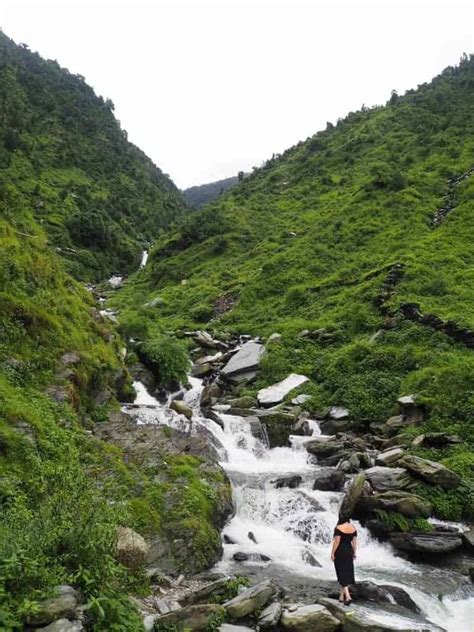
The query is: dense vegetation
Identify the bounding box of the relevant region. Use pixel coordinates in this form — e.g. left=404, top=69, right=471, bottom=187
left=0, top=34, right=224, bottom=630
left=0, top=31, right=187, bottom=281
left=116, top=55, right=474, bottom=514
left=183, top=174, right=242, bottom=208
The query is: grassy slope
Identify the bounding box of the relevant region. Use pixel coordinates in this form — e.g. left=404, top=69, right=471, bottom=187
left=116, top=56, right=474, bottom=517
left=0, top=32, right=187, bottom=281
left=0, top=35, right=223, bottom=631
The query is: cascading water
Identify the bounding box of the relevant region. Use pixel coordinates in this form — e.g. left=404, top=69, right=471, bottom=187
left=124, top=374, right=473, bottom=631
left=140, top=250, right=149, bottom=268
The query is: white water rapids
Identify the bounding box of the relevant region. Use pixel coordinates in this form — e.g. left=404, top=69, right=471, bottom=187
left=127, top=376, right=473, bottom=631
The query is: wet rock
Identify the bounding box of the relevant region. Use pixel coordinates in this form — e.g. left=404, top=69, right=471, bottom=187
left=357, top=491, right=432, bottom=518
left=339, top=472, right=366, bottom=520
left=258, top=601, right=282, bottom=628
left=306, top=440, right=344, bottom=458
left=280, top=604, right=339, bottom=631
left=116, top=527, right=150, bottom=571
left=329, top=406, right=349, bottom=419
left=224, top=534, right=237, bottom=544
left=248, top=531, right=258, bottom=543
left=301, top=549, right=322, bottom=567
left=200, top=382, right=222, bottom=408
left=192, top=362, right=213, bottom=377
left=376, top=447, right=405, bottom=466
left=181, top=577, right=235, bottom=606
left=227, top=396, right=258, bottom=409
left=384, top=414, right=410, bottom=436
left=272, top=475, right=303, bottom=489
left=312, top=467, right=345, bottom=491
left=397, top=394, right=424, bottom=424
left=329, top=580, right=420, bottom=614
left=319, top=417, right=353, bottom=434
left=154, top=604, right=225, bottom=631
left=257, top=374, right=309, bottom=407
left=389, top=532, right=463, bottom=555
left=221, top=341, right=265, bottom=377
left=258, top=410, right=300, bottom=447
left=462, top=528, right=474, bottom=550
left=36, top=620, right=83, bottom=632
left=233, top=552, right=249, bottom=561
left=398, top=455, right=461, bottom=489
left=224, top=579, right=277, bottom=618
left=364, top=466, right=413, bottom=492
left=170, top=400, right=193, bottom=420
left=28, top=586, right=79, bottom=626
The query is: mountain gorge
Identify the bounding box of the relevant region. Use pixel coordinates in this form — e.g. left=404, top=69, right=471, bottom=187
left=1, top=28, right=473, bottom=632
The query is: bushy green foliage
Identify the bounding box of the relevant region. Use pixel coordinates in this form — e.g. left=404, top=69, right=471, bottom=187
left=140, top=335, right=190, bottom=386
left=414, top=483, right=474, bottom=521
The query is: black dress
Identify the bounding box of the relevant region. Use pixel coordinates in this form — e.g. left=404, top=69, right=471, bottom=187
left=333, top=527, right=357, bottom=586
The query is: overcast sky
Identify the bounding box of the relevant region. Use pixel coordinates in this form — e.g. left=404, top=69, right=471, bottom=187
left=0, top=0, right=472, bottom=188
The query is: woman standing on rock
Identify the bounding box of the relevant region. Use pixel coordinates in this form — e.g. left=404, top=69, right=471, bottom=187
left=331, top=516, right=357, bottom=604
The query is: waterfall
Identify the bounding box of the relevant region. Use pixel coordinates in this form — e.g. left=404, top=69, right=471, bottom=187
left=140, top=250, right=149, bottom=268
left=124, top=374, right=474, bottom=631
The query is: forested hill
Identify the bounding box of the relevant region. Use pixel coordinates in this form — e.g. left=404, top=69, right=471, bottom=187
left=183, top=174, right=241, bottom=208
left=0, top=31, right=187, bottom=280
left=116, top=55, right=474, bottom=515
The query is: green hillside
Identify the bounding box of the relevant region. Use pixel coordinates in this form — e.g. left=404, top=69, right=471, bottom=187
left=183, top=174, right=241, bottom=208
left=0, top=35, right=225, bottom=630
left=0, top=32, right=187, bottom=281
left=116, top=55, right=474, bottom=511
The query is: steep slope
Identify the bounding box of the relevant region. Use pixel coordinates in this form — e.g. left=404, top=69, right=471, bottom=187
left=0, top=32, right=187, bottom=281
left=116, top=55, right=474, bottom=518
left=183, top=174, right=241, bottom=208
left=0, top=35, right=228, bottom=630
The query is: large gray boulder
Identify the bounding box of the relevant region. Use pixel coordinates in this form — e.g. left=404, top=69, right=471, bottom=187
left=154, top=604, right=225, bottom=631
left=221, top=341, right=265, bottom=377
left=28, top=586, right=79, bottom=626
left=224, top=579, right=277, bottom=618
left=398, top=455, right=461, bottom=489
left=116, top=526, right=150, bottom=571
left=376, top=447, right=405, bottom=466
left=389, top=532, right=463, bottom=555
left=357, top=491, right=432, bottom=518
left=280, top=604, right=339, bottom=631
left=339, top=472, right=366, bottom=520
left=170, top=399, right=193, bottom=420
left=258, top=602, right=282, bottom=628
left=257, top=374, right=309, bottom=407
left=312, top=467, right=345, bottom=491
left=364, top=466, right=412, bottom=492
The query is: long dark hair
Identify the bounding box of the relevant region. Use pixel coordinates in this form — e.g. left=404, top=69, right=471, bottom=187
left=336, top=515, right=350, bottom=526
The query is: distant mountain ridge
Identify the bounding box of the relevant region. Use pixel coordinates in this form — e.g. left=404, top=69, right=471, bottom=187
left=183, top=174, right=243, bottom=208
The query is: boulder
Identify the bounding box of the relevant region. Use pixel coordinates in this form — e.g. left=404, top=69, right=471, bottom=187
left=227, top=396, right=257, bottom=408
left=221, top=341, right=265, bottom=377
left=329, top=580, right=420, bottom=614
left=462, top=528, right=474, bottom=550
left=28, top=586, right=79, bottom=626
left=258, top=410, right=300, bottom=447
left=36, top=620, right=83, bottom=632
left=389, top=532, right=463, bottom=555
left=339, top=472, right=366, bottom=521
left=280, top=604, right=339, bottom=631
left=301, top=549, right=321, bottom=567
left=312, top=467, right=345, bottom=491
left=306, top=440, right=344, bottom=458
left=272, top=475, right=302, bottom=489
left=267, top=332, right=282, bottom=344
left=364, top=466, right=412, bottom=492
left=398, top=455, right=461, bottom=489
left=181, top=578, right=234, bottom=606
left=258, top=601, right=282, bottom=628
left=412, top=432, right=462, bottom=448
left=116, top=527, right=150, bottom=571
left=201, top=382, right=222, bottom=408
left=319, top=417, right=353, bottom=434
left=356, top=491, right=432, bottom=518
left=384, top=415, right=410, bottom=436
left=154, top=604, right=225, bottom=631
left=170, top=399, right=193, bottom=420
left=191, top=362, right=213, bottom=377
left=376, top=448, right=405, bottom=466
left=224, top=579, right=277, bottom=618
left=329, top=406, right=349, bottom=419
left=257, top=374, right=309, bottom=407
left=292, top=394, right=312, bottom=405
left=397, top=394, right=424, bottom=423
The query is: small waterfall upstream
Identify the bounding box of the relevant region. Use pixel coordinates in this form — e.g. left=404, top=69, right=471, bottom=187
left=127, top=374, right=473, bottom=631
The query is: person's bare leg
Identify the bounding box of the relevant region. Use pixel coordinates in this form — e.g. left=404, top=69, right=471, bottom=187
left=339, top=587, right=345, bottom=602
left=344, top=586, right=351, bottom=602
